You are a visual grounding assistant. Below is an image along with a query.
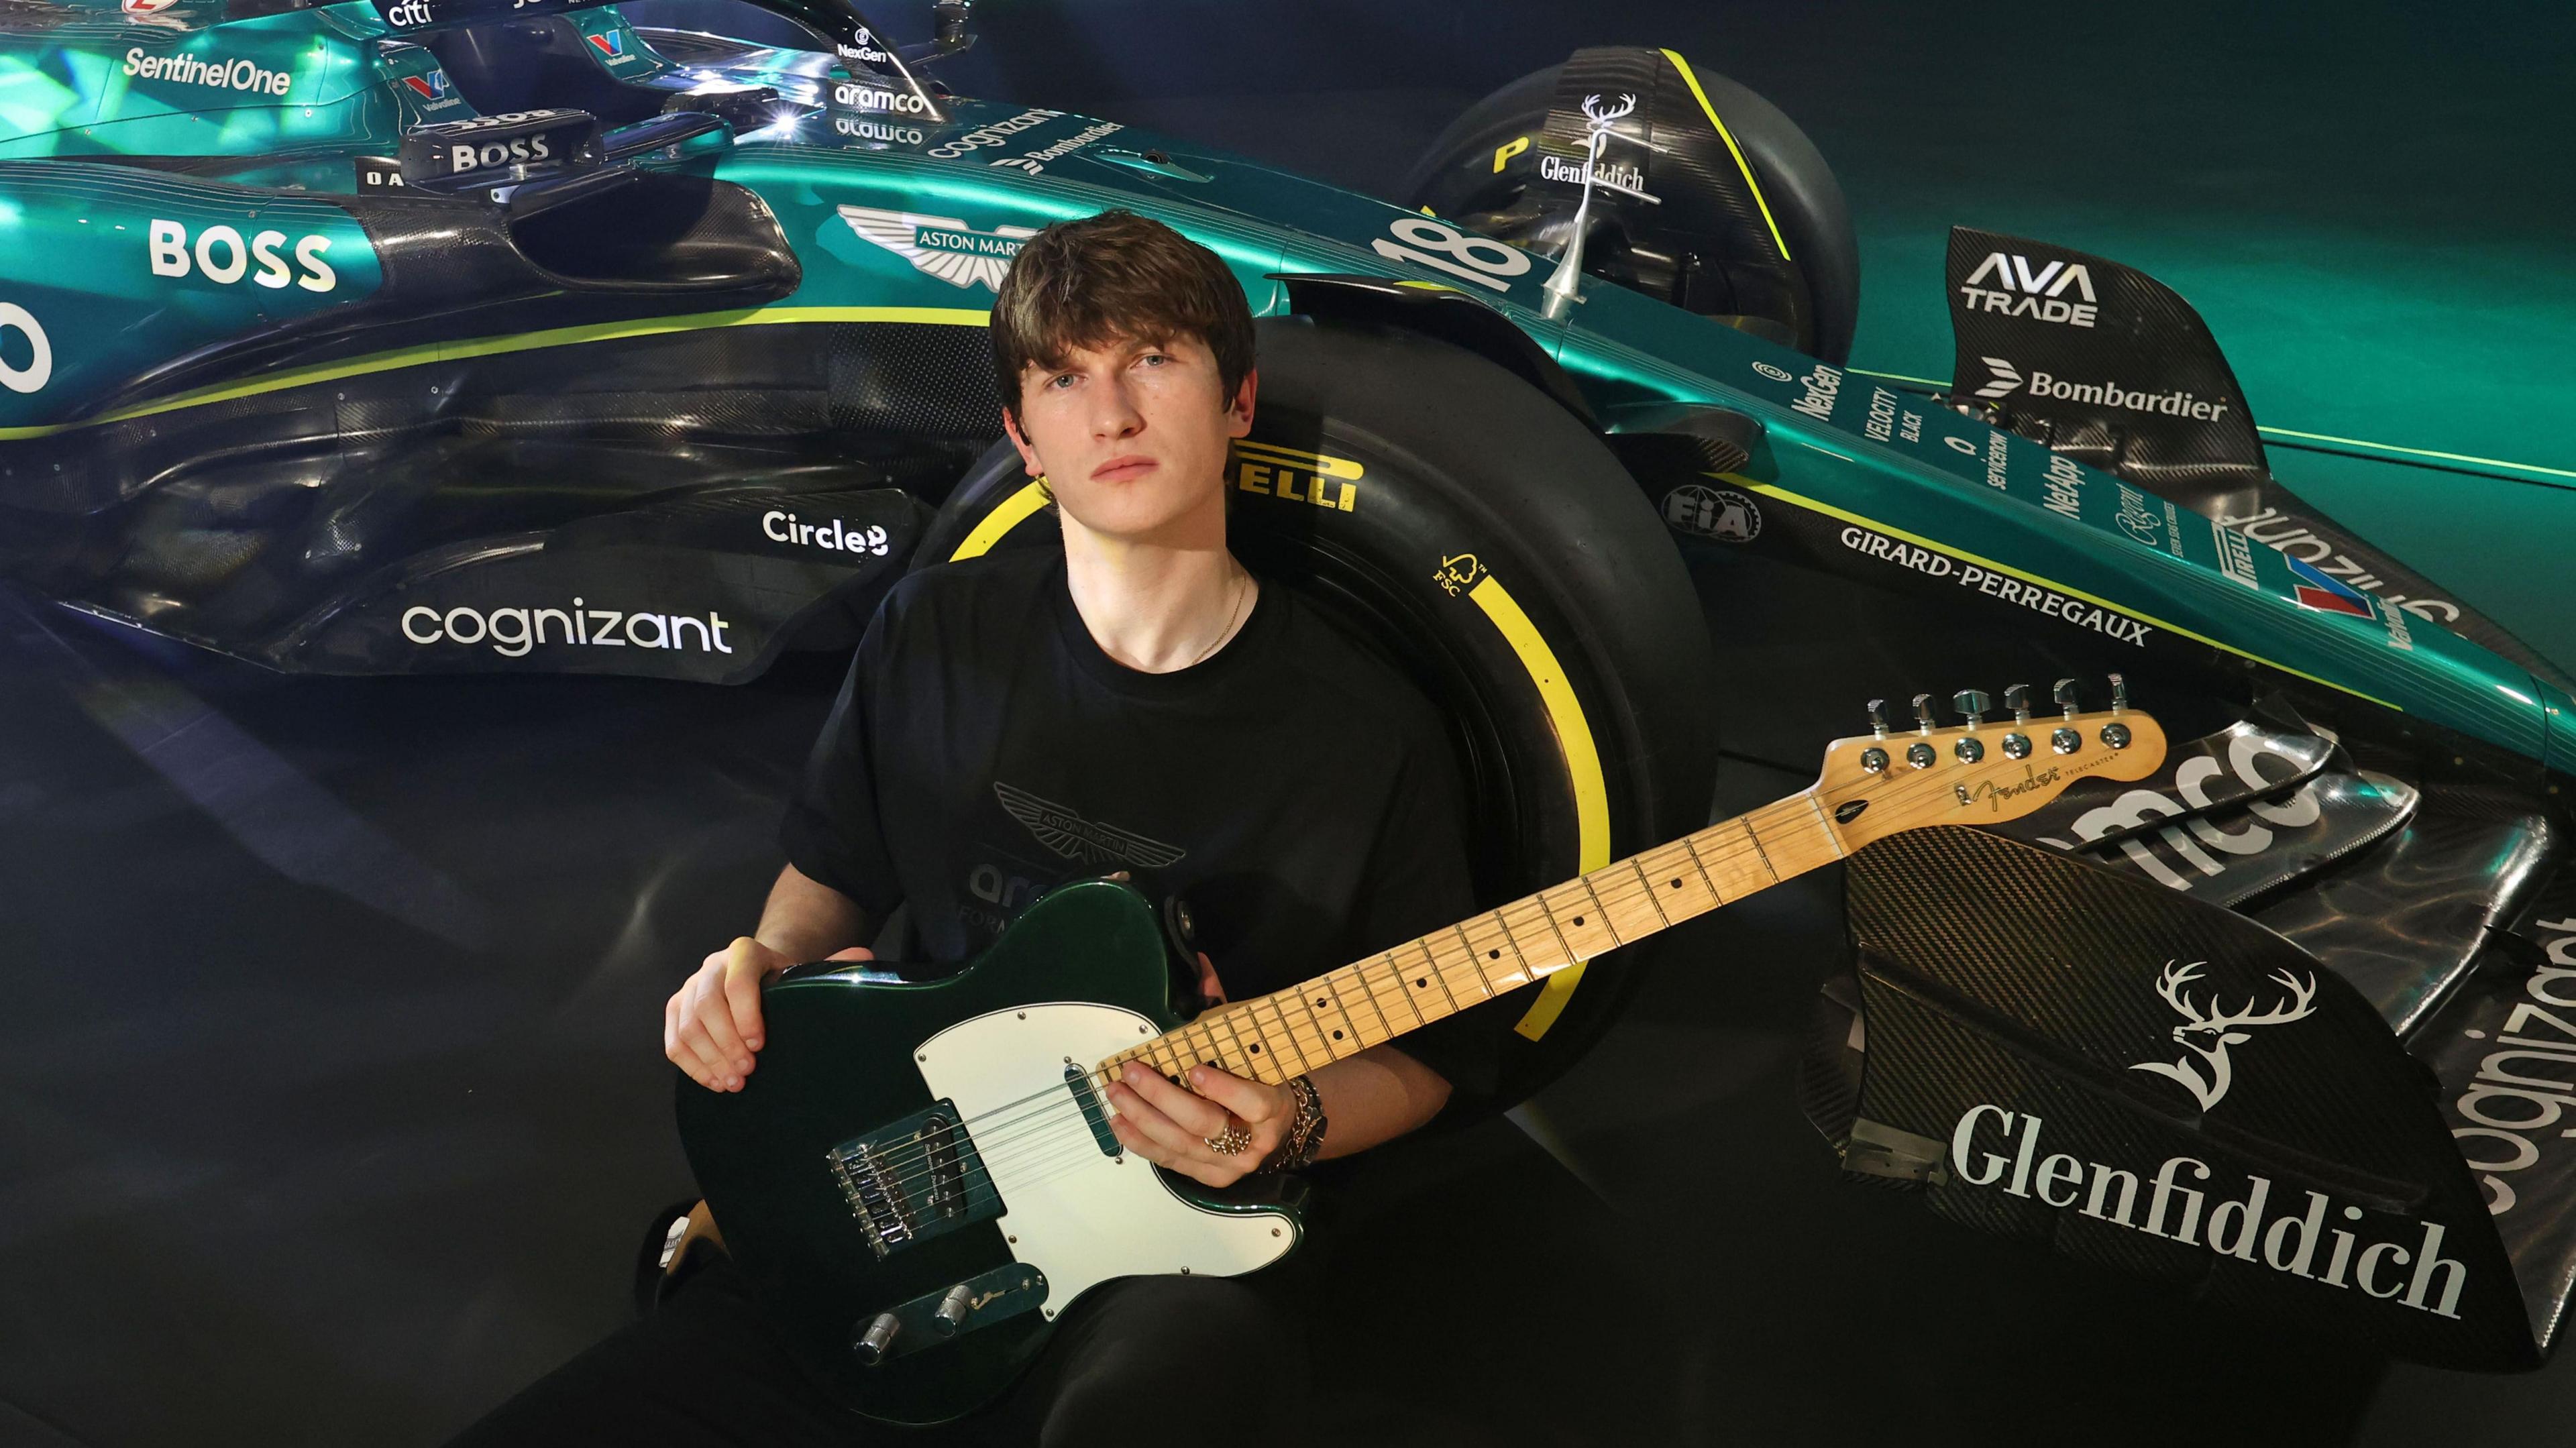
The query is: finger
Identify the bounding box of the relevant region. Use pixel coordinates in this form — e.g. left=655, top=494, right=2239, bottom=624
left=1195, top=951, right=1225, bottom=1004
left=712, top=962, right=761, bottom=1062
left=1106, top=1081, right=1214, bottom=1162
left=1186, top=1066, right=1282, bottom=1123
left=1119, top=1063, right=1228, bottom=1137
left=826, top=946, right=875, bottom=961
left=1108, top=1113, right=1179, bottom=1168
left=674, top=1015, right=739, bottom=1092
left=663, top=992, right=686, bottom=1068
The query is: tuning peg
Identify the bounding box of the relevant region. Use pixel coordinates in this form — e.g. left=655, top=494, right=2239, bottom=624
left=2004, top=683, right=2031, bottom=724
left=1952, top=689, right=1991, bottom=728
left=1911, top=693, right=1935, bottom=734
left=1866, top=699, right=1890, bottom=739
left=2110, top=673, right=2129, bottom=713
left=2053, top=677, right=2080, bottom=719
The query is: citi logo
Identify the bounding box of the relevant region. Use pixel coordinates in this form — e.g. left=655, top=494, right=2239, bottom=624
left=2129, top=960, right=2318, bottom=1110
left=1959, top=251, right=2099, bottom=328
left=384, top=0, right=433, bottom=25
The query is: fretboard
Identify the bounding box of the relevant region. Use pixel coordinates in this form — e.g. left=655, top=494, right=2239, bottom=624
left=1102, top=788, right=1849, bottom=1088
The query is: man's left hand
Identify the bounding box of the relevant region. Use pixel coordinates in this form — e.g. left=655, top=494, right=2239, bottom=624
left=1105, top=1061, right=1293, bottom=1188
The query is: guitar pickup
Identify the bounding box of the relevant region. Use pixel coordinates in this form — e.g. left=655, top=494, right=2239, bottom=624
left=824, top=1098, right=1003, bottom=1260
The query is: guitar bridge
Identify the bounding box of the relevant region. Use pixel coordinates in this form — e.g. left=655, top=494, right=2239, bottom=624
left=824, top=1098, right=1002, bottom=1260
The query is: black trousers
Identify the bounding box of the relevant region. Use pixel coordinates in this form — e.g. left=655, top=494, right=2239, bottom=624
left=448, top=1254, right=1310, bottom=1447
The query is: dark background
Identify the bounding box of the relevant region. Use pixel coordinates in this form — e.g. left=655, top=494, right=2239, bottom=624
left=5, top=3, right=2572, bottom=1445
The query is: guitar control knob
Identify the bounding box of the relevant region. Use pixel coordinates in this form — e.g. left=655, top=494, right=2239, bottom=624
left=934, top=1284, right=974, bottom=1336
left=853, top=1311, right=901, bottom=1366
left=1952, top=689, right=1991, bottom=727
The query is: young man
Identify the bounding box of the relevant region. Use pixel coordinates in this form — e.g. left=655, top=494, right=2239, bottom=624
left=452, top=211, right=1503, bottom=1446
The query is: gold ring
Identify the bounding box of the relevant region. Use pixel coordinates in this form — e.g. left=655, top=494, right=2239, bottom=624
left=1204, top=1120, right=1253, bottom=1156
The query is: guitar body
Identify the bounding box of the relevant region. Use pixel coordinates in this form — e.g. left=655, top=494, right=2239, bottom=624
left=676, top=879, right=1302, bottom=1426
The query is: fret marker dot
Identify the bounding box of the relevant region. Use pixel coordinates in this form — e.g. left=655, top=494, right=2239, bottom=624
left=1332, top=1029, right=1344, bottom=1040
left=1573, top=915, right=1585, bottom=926
left=1415, top=978, right=1428, bottom=988
left=1316, top=999, right=1327, bottom=1008
left=1248, top=1042, right=1262, bottom=1054
left=1488, top=949, right=1501, bottom=960
left=1671, top=879, right=1682, bottom=889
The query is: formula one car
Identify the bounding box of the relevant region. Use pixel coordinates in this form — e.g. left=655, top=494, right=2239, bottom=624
left=5, top=0, right=2573, bottom=1374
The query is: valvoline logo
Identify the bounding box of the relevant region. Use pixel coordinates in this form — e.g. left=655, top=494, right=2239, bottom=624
left=587, top=30, right=625, bottom=58
left=403, top=70, right=451, bottom=102
left=2285, top=555, right=2375, bottom=618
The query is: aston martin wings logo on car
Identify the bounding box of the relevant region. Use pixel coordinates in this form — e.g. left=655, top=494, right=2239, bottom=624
left=836, top=206, right=1042, bottom=292
left=994, top=782, right=1187, bottom=869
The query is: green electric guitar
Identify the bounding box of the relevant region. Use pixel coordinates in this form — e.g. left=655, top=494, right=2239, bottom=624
left=676, top=681, right=2167, bottom=1424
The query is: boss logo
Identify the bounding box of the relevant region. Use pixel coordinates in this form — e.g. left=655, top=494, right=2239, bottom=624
left=446, top=132, right=553, bottom=172
left=148, top=219, right=337, bottom=292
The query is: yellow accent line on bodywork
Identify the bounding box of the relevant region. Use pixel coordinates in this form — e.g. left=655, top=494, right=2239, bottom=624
left=1845, top=368, right=2576, bottom=486
left=1466, top=573, right=1611, bottom=1040
left=1660, top=48, right=1791, bottom=262
left=947, top=480, right=1054, bottom=563
left=1734, top=476, right=2396, bottom=708
left=0, top=305, right=991, bottom=442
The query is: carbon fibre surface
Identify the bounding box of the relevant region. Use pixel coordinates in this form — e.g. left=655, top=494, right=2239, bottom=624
left=1845, top=825, right=2530, bottom=1368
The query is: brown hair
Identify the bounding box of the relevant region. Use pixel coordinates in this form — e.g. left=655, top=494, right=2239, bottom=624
left=990, top=209, right=1256, bottom=427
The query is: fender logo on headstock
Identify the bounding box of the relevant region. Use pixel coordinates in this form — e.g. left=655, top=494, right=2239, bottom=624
left=1958, top=763, right=2065, bottom=813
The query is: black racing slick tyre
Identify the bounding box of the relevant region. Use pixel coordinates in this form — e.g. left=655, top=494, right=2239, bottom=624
left=1405, top=56, right=1860, bottom=365
left=916, top=319, right=1719, bottom=1107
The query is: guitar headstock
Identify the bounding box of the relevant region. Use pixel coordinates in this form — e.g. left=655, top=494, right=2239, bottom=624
left=1813, top=676, right=2167, bottom=852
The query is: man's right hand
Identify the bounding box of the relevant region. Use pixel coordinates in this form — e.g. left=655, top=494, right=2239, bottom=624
left=665, top=936, right=874, bottom=1093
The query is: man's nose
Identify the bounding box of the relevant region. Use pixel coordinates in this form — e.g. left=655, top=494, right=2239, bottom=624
left=1089, top=376, right=1146, bottom=439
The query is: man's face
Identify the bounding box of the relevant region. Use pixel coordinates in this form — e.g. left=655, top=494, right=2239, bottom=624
left=1004, top=331, right=1255, bottom=543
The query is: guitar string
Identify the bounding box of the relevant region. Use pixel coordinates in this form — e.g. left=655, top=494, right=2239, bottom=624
left=833, top=761, right=1970, bottom=1201
left=830, top=753, right=2010, bottom=1198
left=828, top=742, right=2099, bottom=1196
left=809, top=792, right=1821, bottom=1194
left=820, top=805, right=1818, bottom=1196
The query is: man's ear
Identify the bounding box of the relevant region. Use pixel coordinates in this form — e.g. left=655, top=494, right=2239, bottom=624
left=1225, top=367, right=1258, bottom=440
left=1001, top=405, right=1044, bottom=478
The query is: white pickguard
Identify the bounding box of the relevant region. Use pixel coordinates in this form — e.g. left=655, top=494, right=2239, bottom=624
left=913, top=1003, right=1295, bottom=1317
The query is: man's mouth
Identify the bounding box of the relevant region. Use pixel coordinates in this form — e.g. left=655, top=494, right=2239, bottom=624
left=1090, top=455, right=1158, bottom=483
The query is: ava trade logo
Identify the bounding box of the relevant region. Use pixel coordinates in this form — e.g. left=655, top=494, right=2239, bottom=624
left=2285, top=555, right=2377, bottom=619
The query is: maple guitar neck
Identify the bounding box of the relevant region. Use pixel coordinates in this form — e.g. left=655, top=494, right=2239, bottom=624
left=1103, top=790, right=1849, bottom=1089
left=1102, top=690, right=2169, bottom=1090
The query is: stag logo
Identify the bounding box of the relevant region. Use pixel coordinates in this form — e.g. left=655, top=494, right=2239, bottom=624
left=2129, top=960, right=2317, bottom=1110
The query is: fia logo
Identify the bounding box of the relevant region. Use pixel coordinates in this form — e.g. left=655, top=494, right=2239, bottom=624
left=2129, top=960, right=2317, bottom=1110
left=1663, top=484, right=1760, bottom=543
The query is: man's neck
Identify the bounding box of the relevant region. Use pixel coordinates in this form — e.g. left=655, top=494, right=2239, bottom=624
left=1060, top=498, right=1253, bottom=674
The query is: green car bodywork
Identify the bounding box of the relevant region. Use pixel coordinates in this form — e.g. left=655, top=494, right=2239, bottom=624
left=0, top=0, right=2565, bottom=777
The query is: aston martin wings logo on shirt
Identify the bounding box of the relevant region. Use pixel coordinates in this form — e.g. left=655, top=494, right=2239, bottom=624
left=835, top=206, right=1042, bottom=292
left=993, top=782, right=1186, bottom=869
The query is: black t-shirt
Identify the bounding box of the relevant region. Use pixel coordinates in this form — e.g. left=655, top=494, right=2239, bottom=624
left=780, top=547, right=1515, bottom=1095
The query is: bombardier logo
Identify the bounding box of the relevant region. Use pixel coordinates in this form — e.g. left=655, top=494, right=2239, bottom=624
left=994, top=783, right=1185, bottom=869
left=1960, top=251, right=2099, bottom=328
left=836, top=206, right=1038, bottom=291
left=1974, top=358, right=2230, bottom=422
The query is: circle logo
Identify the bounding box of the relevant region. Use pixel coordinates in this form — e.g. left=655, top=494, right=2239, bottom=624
left=1752, top=361, right=1793, bottom=382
